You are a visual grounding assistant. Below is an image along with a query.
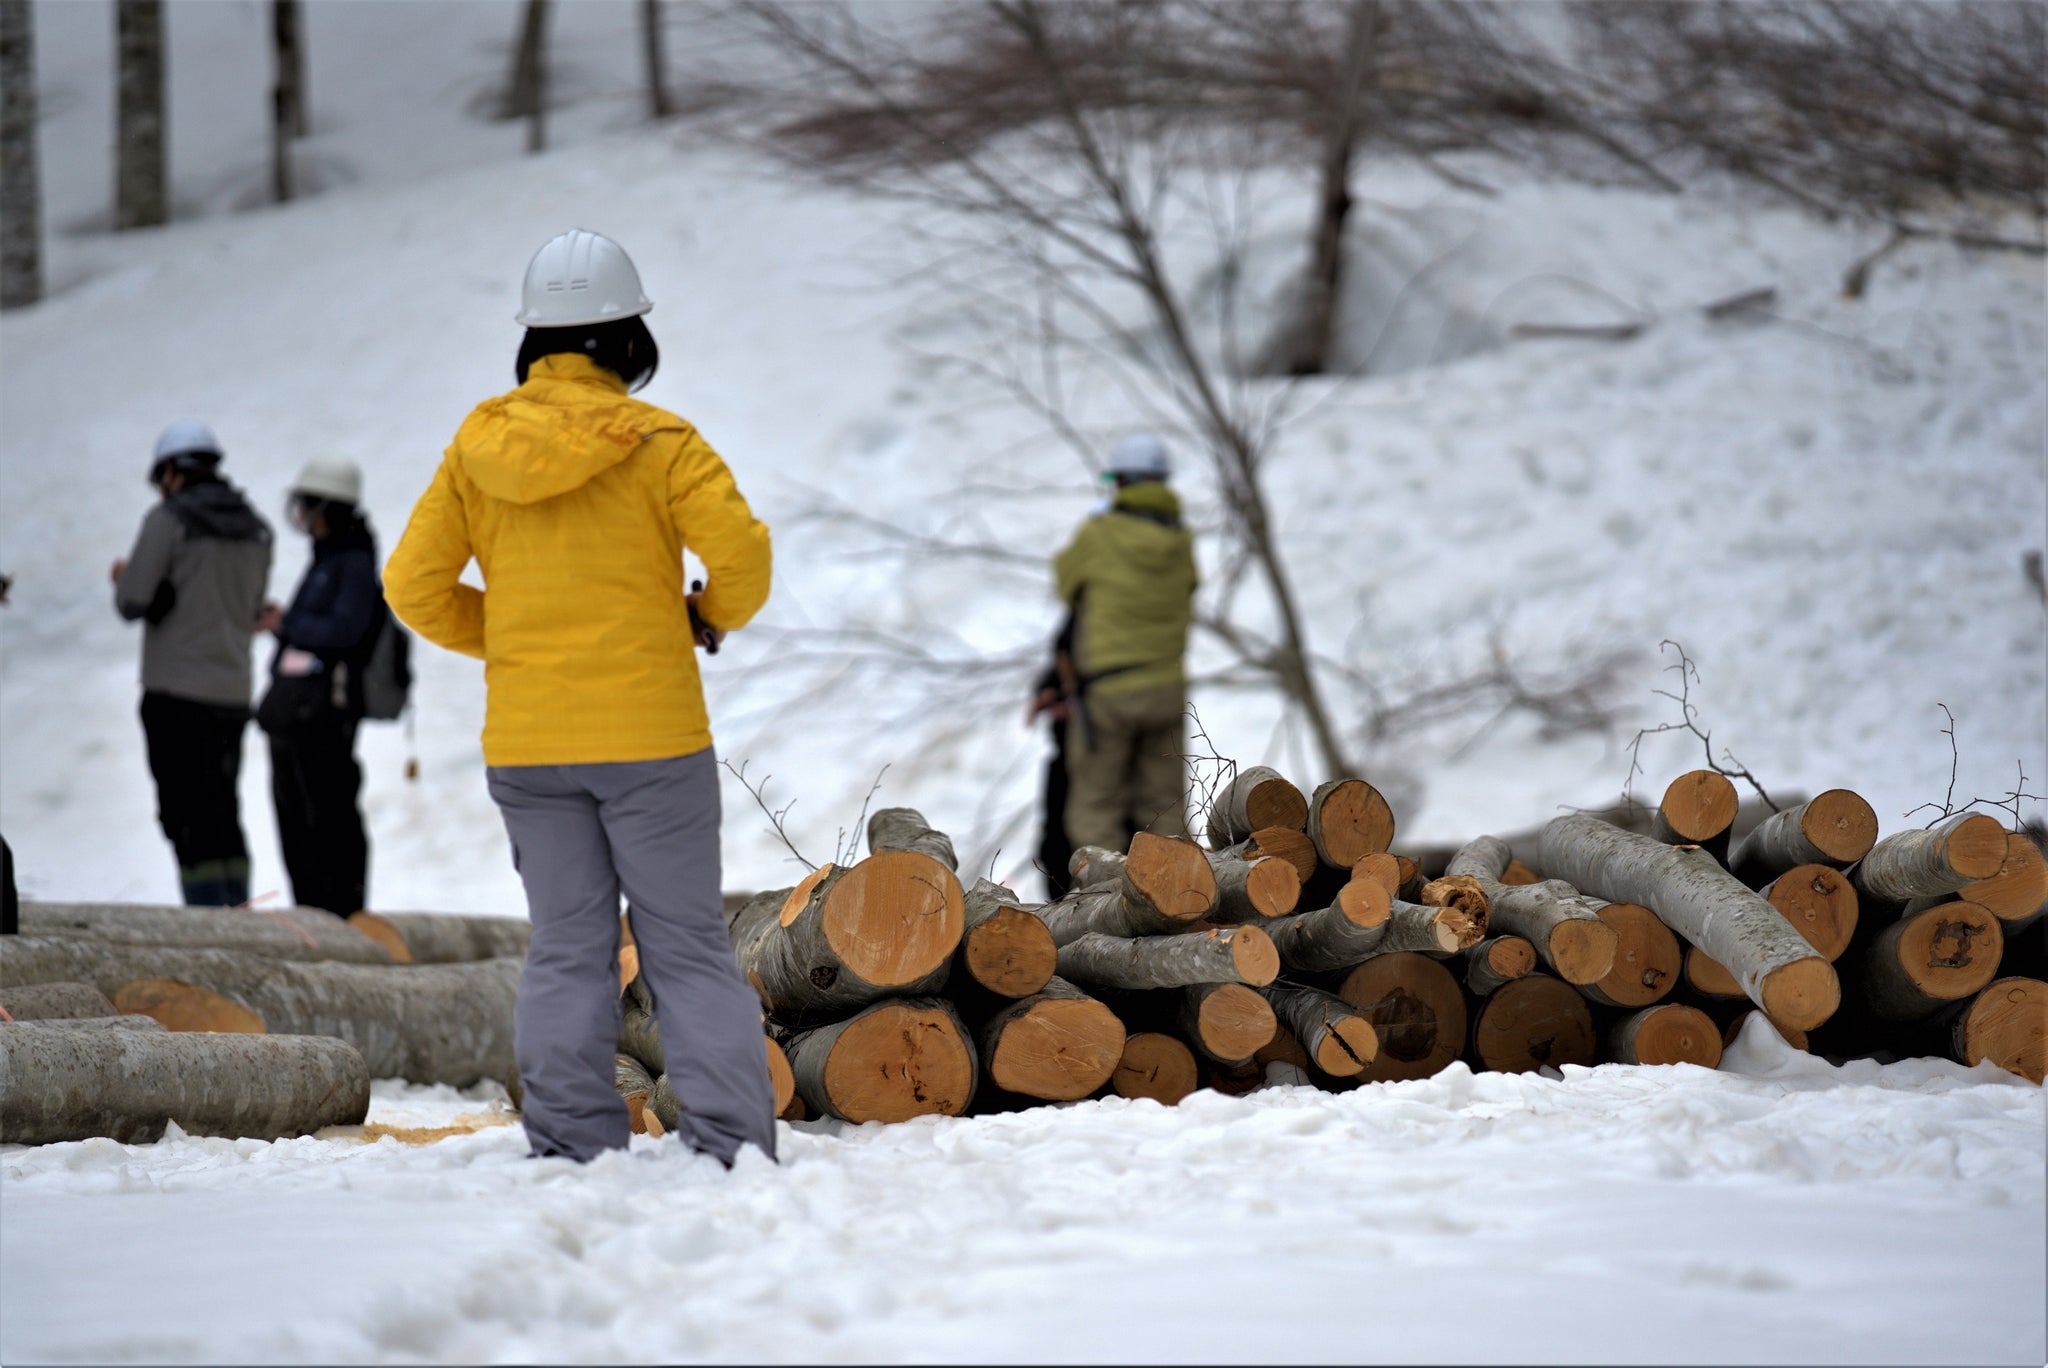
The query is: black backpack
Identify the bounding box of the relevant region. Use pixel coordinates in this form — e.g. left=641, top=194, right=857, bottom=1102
left=358, top=603, right=413, bottom=721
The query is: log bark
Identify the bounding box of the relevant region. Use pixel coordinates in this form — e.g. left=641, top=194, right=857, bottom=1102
left=1205, top=766, right=1307, bottom=846
left=1539, top=815, right=1837, bottom=1030
left=1728, top=789, right=1879, bottom=883
left=346, top=910, right=529, bottom=964
left=1579, top=902, right=1681, bottom=1009
left=1650, top=770, right=1740, bottom=849
left=1447, top=836, right=1617, bottom=986
left=1112, top=1032, right=1198, bottom=1104
left=1470, top=974, right=1595, bottom=1074
left=4, top=1013, right=164, bottom=1034
left=1608, top=1003, right=1721, bottom=1068
left=956, top=880, right=1057, bottom=998
left=1262, top=879, right=1390, bottom=972
left=1260, top=983, right=1378, bottom=1078
left=729, top=853, right=964, bottom=1019
left=1908, top=830, right=2047, bottom=927
left=1055, top=925, right=1278, bottom=992
left=0, top=936, right=519, bottom=1084
left=1304, top=778, right=1396, bottom=867
left=1949, top=977, right=2045, bottom=1084
left=1175, top=981, right=1277, bottom=1065
left=1862, top=900, right=2004, bottom=1022
left=614, top=1053, right=657, bottom=1134
left=114, top=0, right=166, bottom=230
left=867, top=807, right=958, bottom=870
left=977, top=976, right=1124, bottom=1101
left=783, top=996, right=976, bottom=1122
left=1334, top=952, right=1467, bottom=1082
left=0, top=982, right=118, bottom=1020
left=0, top=1021, right=369, bottom=1144
left=619, top=992, right=663, bottom=1075
left=21, top=901, right=393, bottom=964
left=1034, top=834, right=1216, bottom=945
left=1461, top=935, right=1535, bottom=997
left=1852, top=812, right=2009, bottom=904
left=1201, top=851, right=1301, bottom=923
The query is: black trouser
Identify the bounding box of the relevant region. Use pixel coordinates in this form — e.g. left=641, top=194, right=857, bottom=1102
left=1038, top=713, right=1074, bottom=901
left=269, top=711, right=367, bottom=916
left=139, top=691, right=252, bottom=906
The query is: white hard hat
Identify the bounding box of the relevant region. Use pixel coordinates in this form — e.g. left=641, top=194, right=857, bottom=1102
left=291, top=455, right=363, bottom=506
left=1109, top=430, right=1170, bottom=480
left=515, top=229, right=654, bottom=328
left=154, top=419, right=222, bottom=465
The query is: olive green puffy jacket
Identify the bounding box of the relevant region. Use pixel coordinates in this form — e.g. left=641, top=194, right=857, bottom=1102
left=1053, top=482, right=1197, bottom=697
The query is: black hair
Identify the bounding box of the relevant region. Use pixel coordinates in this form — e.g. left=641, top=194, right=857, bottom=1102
left=148, top=451, right=221, bottom=486
left=515, top=315, right=659, bottom=393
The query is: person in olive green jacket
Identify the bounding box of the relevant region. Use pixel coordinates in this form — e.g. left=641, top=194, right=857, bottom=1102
left=1052, top=431, right=1198, bottom=852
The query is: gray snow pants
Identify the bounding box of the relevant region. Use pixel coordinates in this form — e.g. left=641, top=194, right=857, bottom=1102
left=487, top=749, right=777, bottom=1165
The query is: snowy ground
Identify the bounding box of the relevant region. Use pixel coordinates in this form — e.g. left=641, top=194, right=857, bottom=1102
left=1, top=4, right=2044, bottom=1363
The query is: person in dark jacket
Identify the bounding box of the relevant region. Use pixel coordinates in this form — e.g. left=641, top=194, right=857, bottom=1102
left=257, top=456, right=381, bottom=917
left=112, top=420, right=274, bottom=906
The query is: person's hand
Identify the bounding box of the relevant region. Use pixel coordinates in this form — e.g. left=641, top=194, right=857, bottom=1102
left=685, top=588, right=725, bottom=653
left=109, top=558, right=126, bottom=585
left=1026, top=686, right=1062, bottom=723
left=254, top=601, right=284, bottom=634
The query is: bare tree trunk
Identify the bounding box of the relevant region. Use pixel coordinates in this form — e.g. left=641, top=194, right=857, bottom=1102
left=114, top=0, right=166, bottom=230
left=867, top=807, right=958, bottom=869
left=269, top=0, right=305, bottom=201
left=1055, top=924, right=1278, bottom=992
left=1906, top=829, right=2047, bottom=927
left=1304, top=778, right=1395, bottom=868
left=1286, top=0, right=1377, bottom=377
left=0, top=0, right=41, bottom=309
left=504, top=0, right=550, bottom=153
left=1201, top=850, right=1301, bottom=923
left=1204, top=766, right=1306, bottom=846
left=1033, top=834, right=1216, bottom=944
left=641, top=0, right=671, bottom=119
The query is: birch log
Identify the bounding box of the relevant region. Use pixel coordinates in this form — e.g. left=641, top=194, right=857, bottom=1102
left=1201, top=851, right=1301, bottom=923
left=619, top=993, right=663, bottom=1075
left=729, top=853, right=964, bottom=1019
left=1578, top=902, right=1681, bottom=1009
left=1650, top=770, right=1739, bottom=849
left=1056, top=926, right=1278, bottom=992
left=1907, top=831, right=2047, bottom=927
left=1469, top=974, right=1595, bottom=1074
left=20, top=902, right=394, bottom=964
left=1539, top=815, right=1838, bottom=1030
left=1176, top=981, right=1277, bottom=1065
left=1462, top=935, right=1536, bottom=997
left=1260, top=983, right=1378, bottom=1078
left=1262, top=880, right=1390, bottom=972
left=977, top=976, right=1124, bottom=1101
left=0, top=1021, right=370, bottom=1144
left=1225, top=827, right=1319, bottom=881
left=0, top=936, right=520, bottom=1084
left=1334, top=952, right=1467, bottom=1082
left=1851, top=812, right=2009, bottom=904
left=1035, top=834, right=1216, bottom=945
left=1728, top=789, right=1878, bottom=884
left=1949, top=977, right=2045, bottom=1084
left=957, top=880, right=1058, bottom=998
left=0, top=982, right=118, bottom=1020
left=1447, top=836, right=1618, bottom=986
left=783, top=997, right=977, bottom=1122
left=866, top=807, right=959, bottom=870
left=4, top=1014, right=164, bottom=1034
left=614, top=1053, right=658, bottom=1134
left=1862, top=900, right=2004, bottom=1022
left=347, top=910, right=530, bottom=964
left=1350, top=853, right=1402, bottom=900
left=1608, top=1003, right=1722, bottom=1068
left=1112, top=1032, right=1198, bottom=1104
left=1205, top=766, right=1307, bottom=846
left=1304, top=778, right=1396, bottom=867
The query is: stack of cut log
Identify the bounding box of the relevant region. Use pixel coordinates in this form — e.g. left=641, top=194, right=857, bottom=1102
left=605, top=765, right=2041, bottom=1130
left=0, top=904, right=530, bottom=1144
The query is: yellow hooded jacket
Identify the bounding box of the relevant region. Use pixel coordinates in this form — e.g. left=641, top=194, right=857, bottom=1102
left=384, top=353, right=771, bottom=767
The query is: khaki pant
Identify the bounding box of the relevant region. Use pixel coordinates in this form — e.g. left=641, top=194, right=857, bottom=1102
left=1064, top=681, right=1190, bottom=853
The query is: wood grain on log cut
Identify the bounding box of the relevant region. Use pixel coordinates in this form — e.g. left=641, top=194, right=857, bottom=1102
left=1853, top=813, right=2009, bottom=904
left=20, top=902, right=394, bottom=964
left=348, top=910, right=530, bottom=964
left=0, top=982, right=119, bottom=1021
left=1910, top=831, right=2048, bottom=926
left=1728, top=789, right=1879, bottom=883
left=957, top=880, right=1058, bottom=998
left=1305, top=778, right=1396, bottom=867
left=1202, top=851, right=1301, bottom=923
left=1651, top=770, right=1740, bottom=845
left=1950, top=977, right=2045, bottom=1084
left=1763, top=866, right=1858, bottom=960
left=1235, top=827, right=1319, bottom=881
left=1470, top=974, right=1595, bottom=1074
left=783, top=997, right=977, bottom=1123
left=1539, top=815, right=1837, bottom=1030
left=1350, top=853, right=1402, bottom=900
left=1447, top=836, right=1617, bottom=987
left=1260, top=983, right=1378, bottom=1078
left=1721, top=1008, right=1809, bottom=1052
left=978, top=976, right=1124, bottom=1101
left=729, top=852, right=964, bottom=1018
left=1112, top=1032, right=1198, bottom=1104
left=1036, top=834, right=1217, bottom=945
left=1462, top=935, right=1536, bottom=997
left=1580, top=902, right=1681, bottom=1009
left=0, top=1022, right=370, bottom=1144
left=1263, top=880, right=1391, bottom=973
left=765, top=1035, right=796, bottom=1117
left=1683, top=945, right=1745, bottom=1000
left=1863, top=901, right=2004, bottom=1021
left=1055, top=925, right=1278, bottom=992
left=1501, top=859, right=1540, bottom=886
left=1334, top=952, right=1467, bottom=1082
left=614, top=1053, right=658, bottom=1134
left=866, top=807, right=959, bottom=871
left=1205, top=766, right=1307, bottom=846
left=1177, top=982, right=1277, bottom=1065
left=0, top=937, right=520, bottom=1084
left=1609, top=1003, right=1721, bottom=1068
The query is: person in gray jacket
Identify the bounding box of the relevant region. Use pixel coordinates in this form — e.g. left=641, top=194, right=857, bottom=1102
left=111, top=420, right=274, bottom=906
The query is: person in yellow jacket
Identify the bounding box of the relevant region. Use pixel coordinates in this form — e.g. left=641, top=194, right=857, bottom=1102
left=1052, top=431, right=1198, bottom=853
left=385, top=229, right=775, bottom=1166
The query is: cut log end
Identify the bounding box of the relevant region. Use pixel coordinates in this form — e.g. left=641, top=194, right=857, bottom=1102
left=820, top=1000, right=975, bottom=1123
left=1954, top=978, right=2046, bottom=1084
left=1193, top=982, right=1278, bottom=1062
left=1337, top=878, right=1392, bottom=930
left=1801, top=788, right=1878, bottom=863
left=1961, top=832, right=2048, bottom=924
left=1309, top=779, right=1394, bottom=864
left=1941, top=814, right=2011, bottom=882
left=1246, top=827, right=1319, bottom=881
left=1126, top=832, right=1219, bottom=922
left=1616, top=1003, right=1722, bottom=1068
left=1335, top=953, right=1467, bottom=1082
left=1661, top=770, right=1740, bottom=842
left=1757, top=956, right=1840, bottom=1032
left=989, top=998, right=1125, bottom=1101
left=1471, top=974, right=1596, bottom=1074
left=961, top=906, right=1058, bottom=998
left=1765, top=865, right=1858, bottom=961
left=1586, top=902, right=1681, bottom=1009
left=1245, top=775, right=1309, bottom=833
left=1349, top=852, right=1401, bottom=899
left=1485, top=936, right=1536, bottom=979
left=1420, top=874, right=1489, bottom=921
left=1546, top=917, right=1620, bottom=986
left=1227, top=926, right=1280, bottom=987
left=110, top=979, right=267, bottom=1034
left=1685, top=945, right=1744, bottom=999
left=1113, top=1032, right=1198, bottom=1105
left=765, top=1036, right=795, bottom=1118
left=346, top=911, right=416, bottom=964
left=1891, top=901, right=2005, bottom=1003
left=1243, top=857, right=1302, bottom=919
left=1313, top=1015, right=1379, bottom=1077
left=819, top=850, right=965, bottom=989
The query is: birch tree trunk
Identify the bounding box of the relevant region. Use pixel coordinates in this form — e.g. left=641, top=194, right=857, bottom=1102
left=1111, top=1031, right=1198, bottom=1104
left=1728, top=789, right=1878, bottom=884
left=0, top=982, right=118, bottom=1020
left=1260, top=982, right=1378, bottom=1078
left=1285, top=0, right=1377, bottom=377
left=1055, top=925, right=1278, bottom=992
left=1447, top=835, right=1618, bottom=986
left=1034, top=833, right=1215, bottom=945
left=1261, top=878, right=1387, bottom=972
left=1852, top=812, right=2008, bottom=904
left=956, top=879, right=1057, bottom=998
left=1304, top=778, right=1395, bottom=867
left=269, top=0, right=305, bottom=200
left=0, top=0, right=41, bottom=309
left=783, top=996, right=976, bottom=1122
left=346, top=910, right=529, bottom=964
left=1608, top=1002, right=1721, bottom=1068
left=977, top=975, right=1123, bottom=1101
left=0, top=1021, right=369, bottom=1144
left=1334, top=951, right=1466, bottom=1082
left=641, top=0, right=671, bottom=119
left=114, top=0, right=166, bottom=229
left=1175, top=981, right=1277, bottom=1065
left=1862, top=900, right=2004, bottom=1022
left=503, top=0, right=549, bottom=152
left=21, top=901, right=393, bottom=964
left=1539, top=815, right=1838, bottom=1030
left=1578, top=902, right=1680, bottom=1010
left=1469, top=974, right=1595, bottom=1074
left=1204, top=766, right=1306, bottom=846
